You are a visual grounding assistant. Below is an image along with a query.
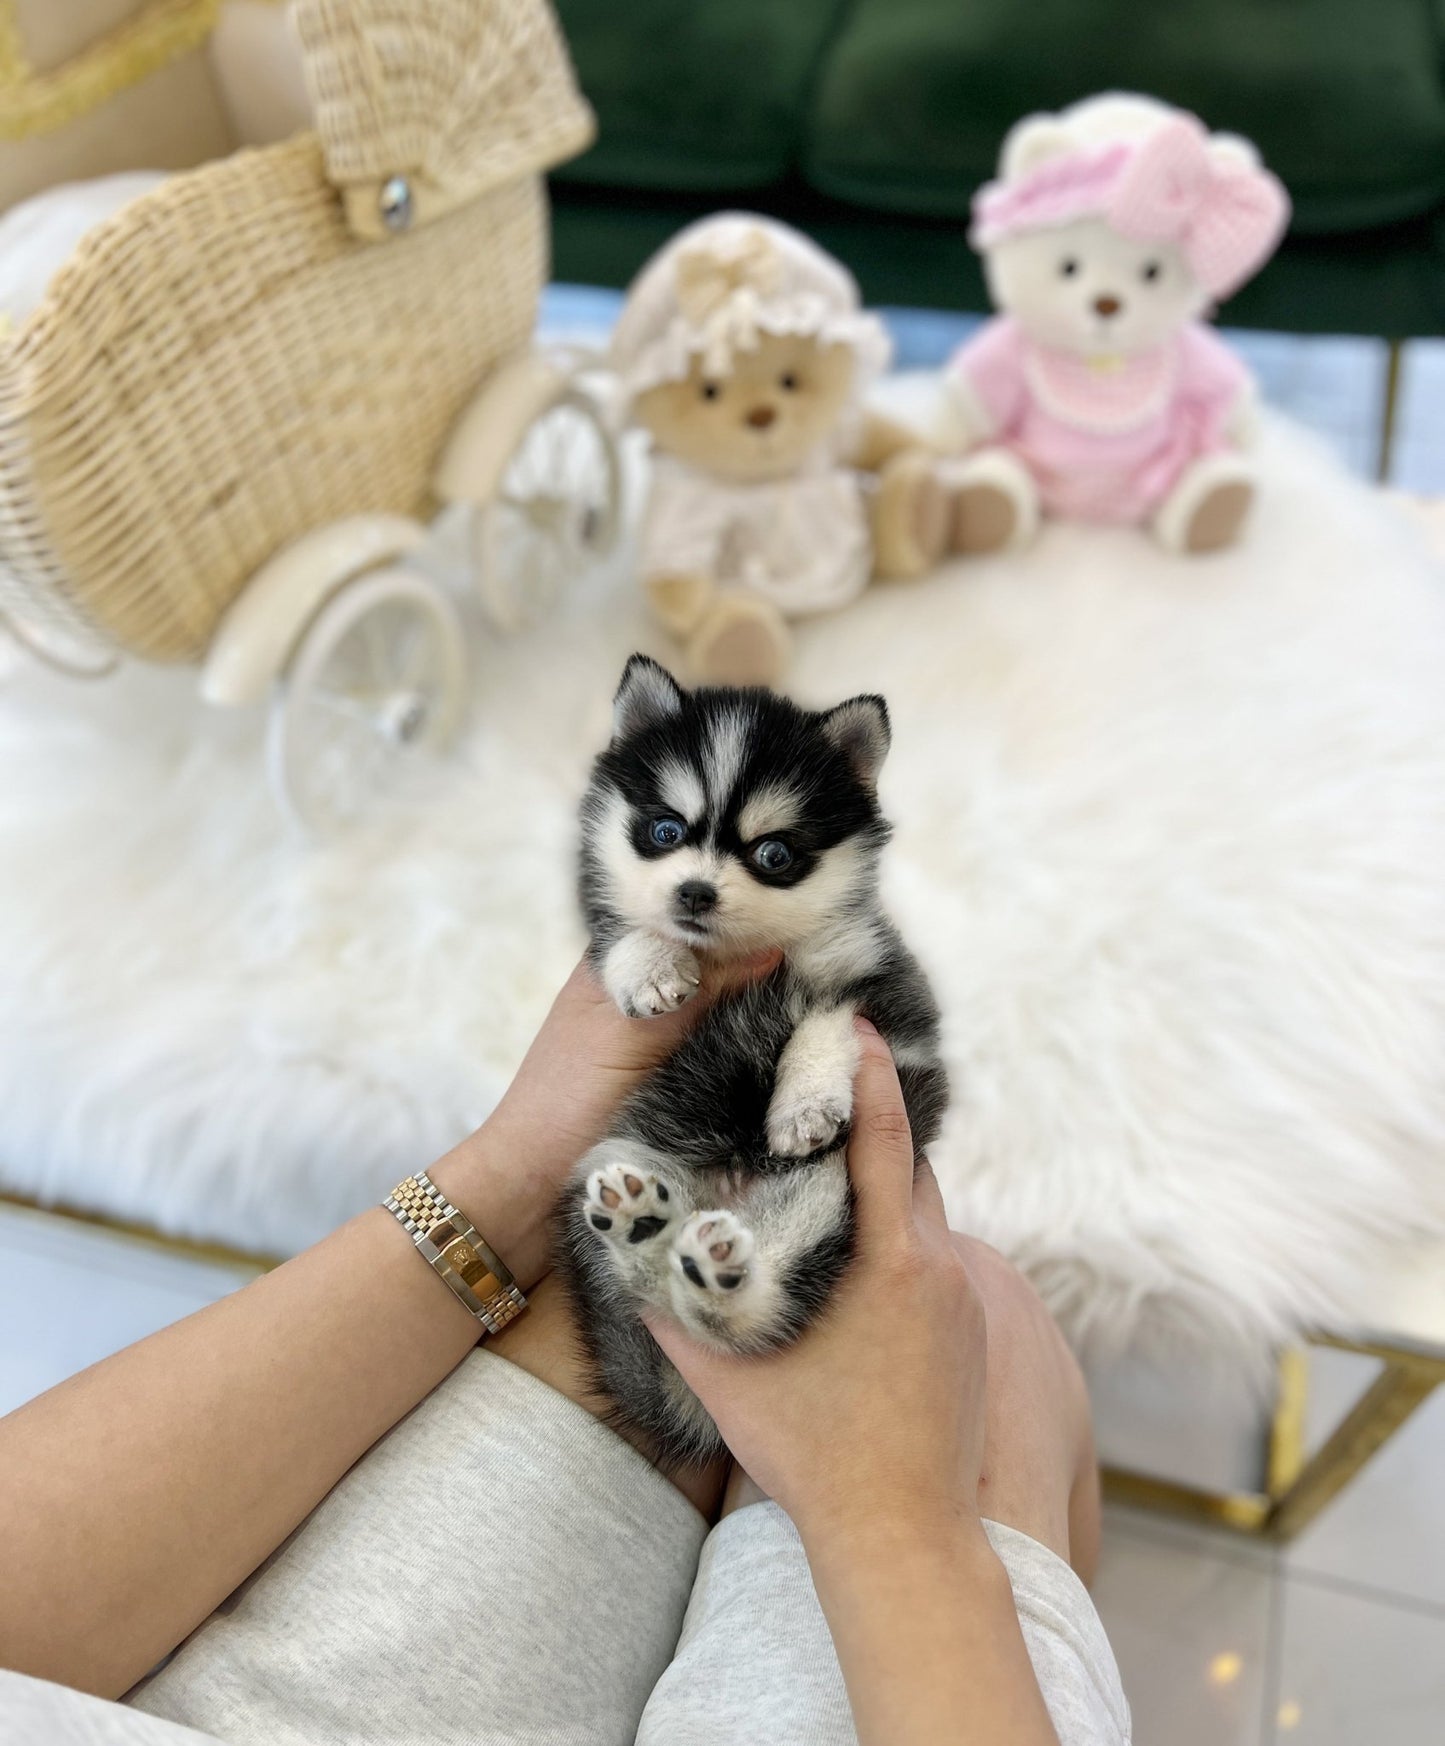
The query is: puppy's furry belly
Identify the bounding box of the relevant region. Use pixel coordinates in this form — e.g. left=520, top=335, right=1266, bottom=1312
left=554, top=970, right=944, bottom=1465
left=614, top=973, right=800, bottom=1169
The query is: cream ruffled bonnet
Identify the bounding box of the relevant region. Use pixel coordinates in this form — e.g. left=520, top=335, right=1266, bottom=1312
left=610, top=212, right=891, bottom=405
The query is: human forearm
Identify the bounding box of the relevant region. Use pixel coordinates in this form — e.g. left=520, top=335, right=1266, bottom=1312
left=0, top=1120, right=547, bottom=1699
left=0, top=952, right=772, bottom=1699
left=806, top=1517, right=1061, bottom=1746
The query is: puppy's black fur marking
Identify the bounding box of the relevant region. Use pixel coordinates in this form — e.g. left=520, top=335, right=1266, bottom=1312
left=556, top=656, right=948, bottom=1466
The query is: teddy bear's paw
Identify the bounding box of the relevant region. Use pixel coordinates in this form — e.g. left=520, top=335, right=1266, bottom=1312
left=956, top=480, right=1020, bottom=552
left=1186, top=480, right=1253, bottom=552
left=1155, top=455, right=1255, bottom=555
left=686, top=596, right=790, bottom=688
left=646, top=570, right=716, bottom=635
left=946, top=449, right=1039, bottom=555
left=872, top=450, right=950, bottom=579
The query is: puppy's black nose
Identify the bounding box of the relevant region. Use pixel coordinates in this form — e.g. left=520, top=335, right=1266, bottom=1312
left=676, top=880, right=718, bottom=917
left=1094, top=294, right=1122, bottom=317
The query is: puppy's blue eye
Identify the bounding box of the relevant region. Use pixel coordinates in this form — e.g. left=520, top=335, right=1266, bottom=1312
left=650, top=816, right=686, bottom=849
left=751, top=838, right=793, bottom=873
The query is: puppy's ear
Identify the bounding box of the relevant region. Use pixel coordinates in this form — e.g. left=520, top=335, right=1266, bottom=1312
left=821, top=694, right=890, bottom=788
left=613, top=654, right=685, bottom=741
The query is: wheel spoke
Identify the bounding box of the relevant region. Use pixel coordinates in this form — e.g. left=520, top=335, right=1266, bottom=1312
left=312, top=687, right=379, bottom=727
left=470, top=397, right=620, bottom=632
left=392, top=620, right=427, bottom=687
left=360, top=612, right=391, bottom=686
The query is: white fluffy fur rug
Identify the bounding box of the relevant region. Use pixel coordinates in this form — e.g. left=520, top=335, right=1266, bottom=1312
left=4, top=411, right=1445, bottom=1366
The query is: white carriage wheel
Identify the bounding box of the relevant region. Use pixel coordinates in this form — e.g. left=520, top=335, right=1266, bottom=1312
left=470, top=387, right=622, bottom=634
left=268, top=565, right=467, bottom=836
left=0, top=606, right=118, bottom=678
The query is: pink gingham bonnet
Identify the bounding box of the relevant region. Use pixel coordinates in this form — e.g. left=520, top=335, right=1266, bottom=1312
left=970, top=100, right=1290, bottom=300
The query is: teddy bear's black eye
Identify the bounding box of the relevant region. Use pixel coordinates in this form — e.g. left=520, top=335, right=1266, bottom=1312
left=1140, top=260, right=1162, bottom=283
left=1059, top=258, right=1080, bottom=278
left=778, top=372, right=800, bottom=391
left=700, top=382, right=721, bottom=401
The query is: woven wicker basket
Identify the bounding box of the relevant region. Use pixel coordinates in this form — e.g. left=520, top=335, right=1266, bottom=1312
left=0, top=0, right=593, bottom=663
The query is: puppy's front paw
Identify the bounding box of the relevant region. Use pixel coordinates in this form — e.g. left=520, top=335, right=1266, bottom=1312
left=585, top=1159, right=673, bottom=1246
left=630, top=953, right=700, bottom=1018
left=672, top=1210, right=753, bottom=1294
left=766, top=1089, right=851, bottom=1159
left=603, top=932, right=701, bottom=1018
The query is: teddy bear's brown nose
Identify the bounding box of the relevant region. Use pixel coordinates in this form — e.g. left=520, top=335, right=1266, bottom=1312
left=745, top=405, right=777, bottom=430
left=1094, top=294, right=1123, bottom=318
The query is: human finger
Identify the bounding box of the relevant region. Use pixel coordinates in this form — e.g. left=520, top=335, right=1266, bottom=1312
left=847, top=1018, right=917, bottom=1246
left=910, top=1153, right=950, bottom=1235
left=700, top=948, right=783, bottom=1001
left=642, top=1310, right=740, bottom=1401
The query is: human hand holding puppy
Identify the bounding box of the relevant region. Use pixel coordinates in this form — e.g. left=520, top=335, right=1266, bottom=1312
left=647, top=1016, right=986, bottom=1544
left=648, top=1020, right=1068, bottom=1746
left=432, top=944, right=780, bottom=1285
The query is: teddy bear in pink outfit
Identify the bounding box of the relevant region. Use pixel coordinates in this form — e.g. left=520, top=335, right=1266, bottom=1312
left=943, top=93, right=1290, bottom=555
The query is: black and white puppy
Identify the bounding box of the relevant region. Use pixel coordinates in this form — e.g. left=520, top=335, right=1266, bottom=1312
left=556, top=655, right=947, bottom=1464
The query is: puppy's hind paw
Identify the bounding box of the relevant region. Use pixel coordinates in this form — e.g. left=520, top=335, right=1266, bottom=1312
left=672, top=1209, right=754, bottom=1294
left=585, top=1159, right=673, bottom=1246
left=766, top=1091, right=850, bottom=1159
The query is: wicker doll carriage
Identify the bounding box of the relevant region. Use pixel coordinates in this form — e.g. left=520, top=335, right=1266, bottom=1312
left=0, top=0, right=620, bottom=832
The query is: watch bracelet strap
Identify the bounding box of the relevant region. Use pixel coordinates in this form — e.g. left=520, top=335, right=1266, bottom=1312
left=384, top=1170, right=526, bottom=1336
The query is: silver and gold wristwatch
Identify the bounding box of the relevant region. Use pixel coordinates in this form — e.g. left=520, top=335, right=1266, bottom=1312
left=384, top=1170, right=526, bottom=1335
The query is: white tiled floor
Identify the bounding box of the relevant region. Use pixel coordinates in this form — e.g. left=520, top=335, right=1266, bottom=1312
left=0, top=1204, right=262, bottom=1417
left=1093, top=1509, right=1277, bottom=1746
left=1090, top=1343, right=1445, bottom=1744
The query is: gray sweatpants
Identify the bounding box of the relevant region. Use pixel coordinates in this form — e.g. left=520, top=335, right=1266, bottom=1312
left=4, top=1353, right=1129, bottom=1744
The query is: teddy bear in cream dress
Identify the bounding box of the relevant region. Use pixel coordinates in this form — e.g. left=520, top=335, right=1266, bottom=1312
left=611, top=214, right=950, bottom=685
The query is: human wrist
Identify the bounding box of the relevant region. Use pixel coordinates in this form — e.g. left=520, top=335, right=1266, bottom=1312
left=426, top=1115, right=560, bottom=1292
left=800, top=1492, right=993, bottom=1590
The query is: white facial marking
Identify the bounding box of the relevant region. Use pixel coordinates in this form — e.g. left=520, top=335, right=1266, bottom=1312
left=657, top=758, right=705, bottom=824
left=703, top=710, right=749, bottom=815
left=594, top=749, right=877, bottom=960
left=704, top=834, right=872, bottom=959
left=736, top=782, right=803, bottom=843
left=597, top=788, right=728, bottom=941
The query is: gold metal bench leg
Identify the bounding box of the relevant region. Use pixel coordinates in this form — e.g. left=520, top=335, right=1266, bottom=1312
left=1376, top=338, right=1405, bottom=482
left=1265, top=1351, right=1442, bottom=1542
left=1100, top=1339, right=1445, bottom=1544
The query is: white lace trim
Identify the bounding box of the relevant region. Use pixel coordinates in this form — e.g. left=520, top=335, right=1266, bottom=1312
left=616, top=294, right=891, bottom=404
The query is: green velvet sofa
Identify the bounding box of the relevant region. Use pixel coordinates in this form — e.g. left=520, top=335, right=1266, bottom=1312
left=548, top=0, right=1445, bottom=337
